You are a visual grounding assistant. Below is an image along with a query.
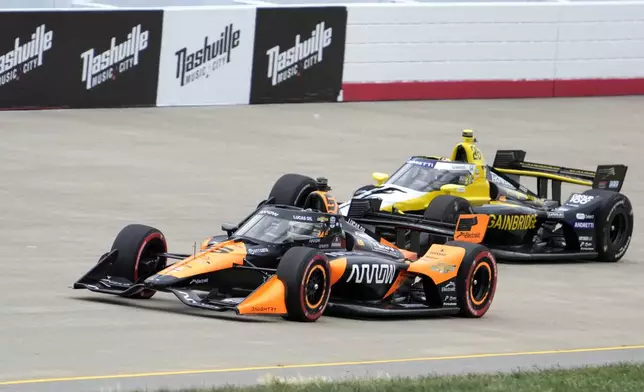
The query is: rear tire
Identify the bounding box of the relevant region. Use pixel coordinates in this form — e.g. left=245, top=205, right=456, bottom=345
left=582, top=190, right=633, bottom=262
left=446, top=241, right=497, bottom=318
left=110, top=224, right=168, bottom=299
left=268, top=174, right=318, bottom=207
left=277, top=247, right=331, bottom=322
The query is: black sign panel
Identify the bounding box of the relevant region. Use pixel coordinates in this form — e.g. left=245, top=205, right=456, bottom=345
left=63, top=11, right=163, bottom=108
left=0, top=12, right=63, bottom=109
left=249, top=7, right=347, bottom=104
left=0, top=10, right=163, bottom=109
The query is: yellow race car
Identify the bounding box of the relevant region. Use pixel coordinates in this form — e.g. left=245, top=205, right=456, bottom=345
left=267, top=130, right=633, bottom=263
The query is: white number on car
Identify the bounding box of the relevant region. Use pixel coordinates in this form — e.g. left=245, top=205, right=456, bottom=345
left=569, top=194, right=594, bottom=205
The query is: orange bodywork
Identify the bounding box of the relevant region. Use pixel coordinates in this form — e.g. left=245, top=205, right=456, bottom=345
left=149, top=213, right=484, bottom=316
left=152, top=239, right=290, bottom=316
left=236, top=275, right=288, bottom=315
left=237, top=258, right=348, bottom=316
left=379, top=237, right=418, bottom=261
left=156, top=240, right=246, bottom=279
left=311, top=190, right=339, bottom=214
left=382, top=272, right=408, bottom=299
left=329, top=257, right=348, bottom=285
left=407, top=244, right=466, bottom=285
left=200, top=236, right=215, bottom=250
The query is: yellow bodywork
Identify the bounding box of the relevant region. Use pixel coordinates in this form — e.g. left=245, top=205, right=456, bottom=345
left=374, top=130, right=493, bottom=212
left=365, top=129, right=585, bottom=214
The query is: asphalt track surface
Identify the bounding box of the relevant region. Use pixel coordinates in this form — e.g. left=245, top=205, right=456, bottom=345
left=1, top=97, right=644, bottom=392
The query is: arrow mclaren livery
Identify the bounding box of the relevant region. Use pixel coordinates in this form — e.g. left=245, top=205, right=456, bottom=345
left=346, top=263, right=396, bottom=285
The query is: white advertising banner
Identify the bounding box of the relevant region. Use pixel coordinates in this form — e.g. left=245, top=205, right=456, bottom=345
left=156, top=7, right=256, bottom=106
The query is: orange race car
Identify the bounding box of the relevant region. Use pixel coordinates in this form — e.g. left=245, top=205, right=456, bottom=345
left=72, top=194, right=498, bottom=322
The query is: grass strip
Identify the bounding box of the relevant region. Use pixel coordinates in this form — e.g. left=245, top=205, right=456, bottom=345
left=145, top=362, right=644, bottom=392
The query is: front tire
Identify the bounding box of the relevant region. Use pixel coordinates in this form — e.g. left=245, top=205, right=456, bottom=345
left=424, top=195, right=474, bottom=222
left=420, top=195, right=474, bottom=251
left=277, top=247, right=331, bottom=322
left=110, top=224, right=168, bottom=299
left=448, top=241, right=497, bottom=318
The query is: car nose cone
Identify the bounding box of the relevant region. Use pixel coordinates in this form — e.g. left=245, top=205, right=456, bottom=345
left=144, top=274, right=179, bottom=289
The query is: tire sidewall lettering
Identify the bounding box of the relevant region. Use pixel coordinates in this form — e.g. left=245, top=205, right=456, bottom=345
left=134, top=232, right=165, bottom=282
left=601, top=196, right=632, bottom=260
left=295, top=184, right=315, bottom=206
left=299, top=255, right=329, bottom=320
left=465, top=251, right=496, bottom=317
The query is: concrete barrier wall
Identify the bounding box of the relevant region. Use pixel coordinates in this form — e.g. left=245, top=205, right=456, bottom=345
left=1, top=1, right=643, bottom=109
left=341, top=2, right=644, bottom=100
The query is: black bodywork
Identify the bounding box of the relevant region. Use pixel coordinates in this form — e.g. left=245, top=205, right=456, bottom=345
left=74, top=199, right=481, bottom=318
left=345, top=149, right=632, bottom=262
left=479, top=150, right=631, bottom=261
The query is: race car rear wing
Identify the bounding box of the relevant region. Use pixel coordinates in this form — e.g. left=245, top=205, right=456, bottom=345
left=492, top=150, right=628, bottom=202
left=345, top=198, right=489, bottom=253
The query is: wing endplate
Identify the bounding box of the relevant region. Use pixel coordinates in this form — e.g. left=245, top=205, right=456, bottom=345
left=592, top=164, right=628, bottom=192
left=235, top=275, right=288, bottom=315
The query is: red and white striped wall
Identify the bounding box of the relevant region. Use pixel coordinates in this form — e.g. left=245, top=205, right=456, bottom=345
left=339, top=1, right=644, bottom=101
